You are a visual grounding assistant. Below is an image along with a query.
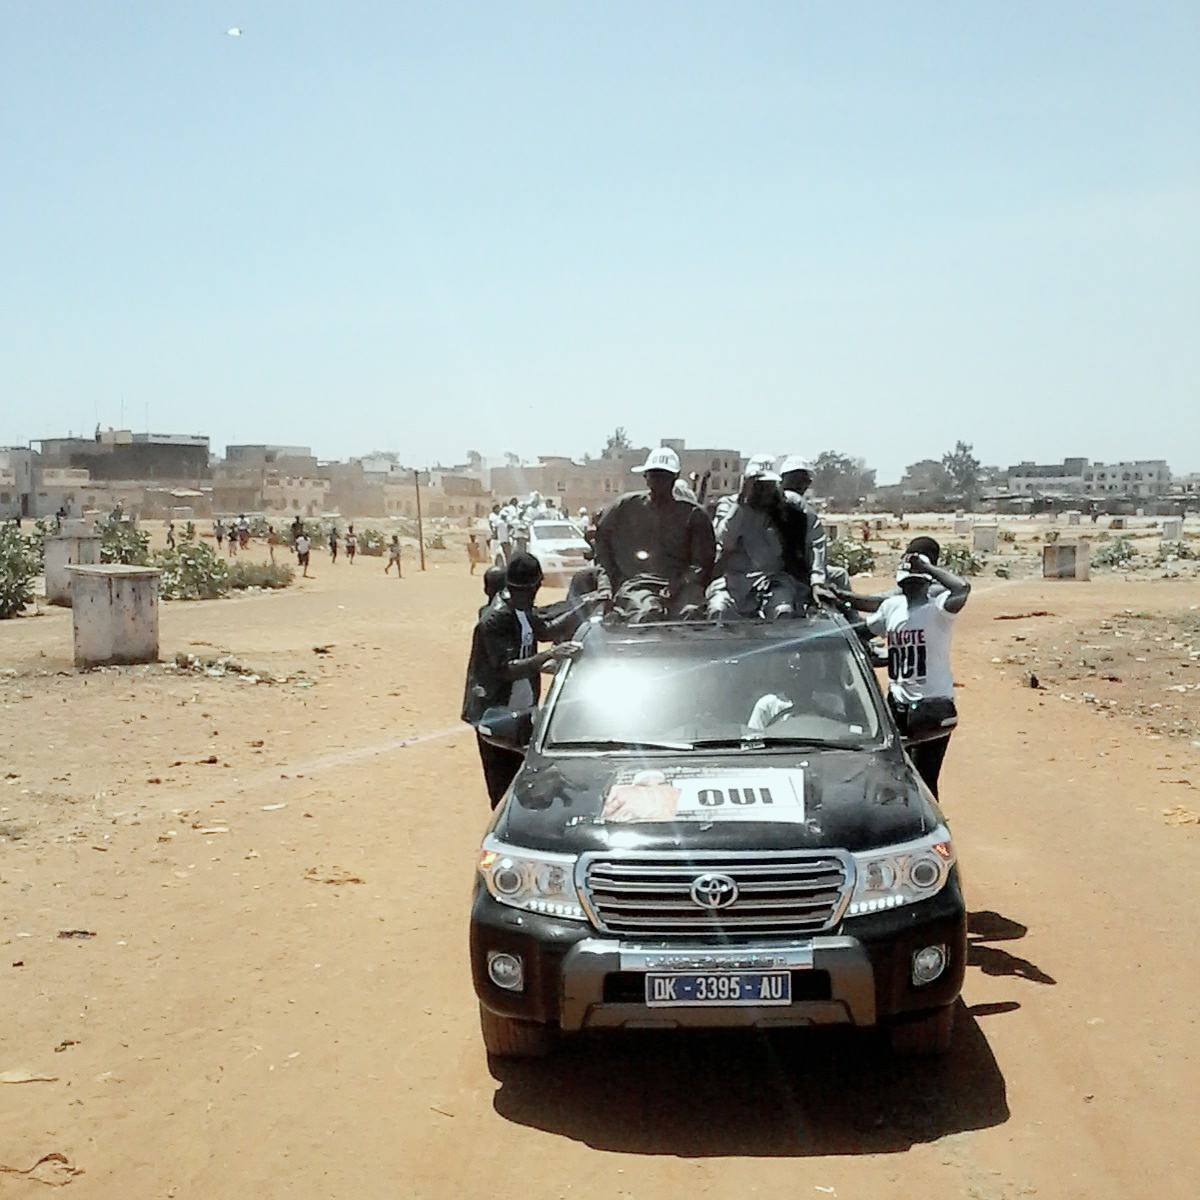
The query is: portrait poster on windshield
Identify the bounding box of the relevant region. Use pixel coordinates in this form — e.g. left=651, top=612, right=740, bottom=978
left=600, top=768, right=806, bottom=824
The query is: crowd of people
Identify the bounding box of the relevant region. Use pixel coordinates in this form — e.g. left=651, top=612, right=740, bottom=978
left=484, top=492, right=576, bottom=565
left=462, top=445, right=970, bottom=804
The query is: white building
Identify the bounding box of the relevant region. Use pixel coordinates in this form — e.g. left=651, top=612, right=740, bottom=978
left=1084, top=461, right=1170, bottom=497
left=1006, top=458, right=1089, bottom=495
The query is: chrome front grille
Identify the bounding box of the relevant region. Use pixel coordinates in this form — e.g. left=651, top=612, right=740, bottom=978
left=581, top=852, right=851, bottom=938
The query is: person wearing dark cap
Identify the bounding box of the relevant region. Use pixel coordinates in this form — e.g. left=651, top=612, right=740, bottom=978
left=593, top=445, right=716, bottom=623
left=461, top=552, right=582, bottom=807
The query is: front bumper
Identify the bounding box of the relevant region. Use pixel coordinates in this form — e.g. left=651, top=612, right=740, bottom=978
left=470, top=869, right=966, bottom=1031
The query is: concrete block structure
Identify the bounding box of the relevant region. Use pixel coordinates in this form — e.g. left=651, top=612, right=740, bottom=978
left=43, top=528, right=102, bottom=605
left=1162, top=517, right=1183, bottom=541
left=1042, top=543, right=1091, bottom=581
left=67, top=565, right=161, bottom=668
left=972, top=525, right=998, bottom=553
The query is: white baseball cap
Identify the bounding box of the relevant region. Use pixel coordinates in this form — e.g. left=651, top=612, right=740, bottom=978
left=634, top=446, right=682, bottom=474
left=743, top=453, right=781, bottom=483
left=779, top=454, right=811, bottom=475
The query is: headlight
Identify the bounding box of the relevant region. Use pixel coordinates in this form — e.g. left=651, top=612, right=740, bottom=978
left=477, top=837, right=586, bottom=920
left=847, top=828, right=955, bottom=916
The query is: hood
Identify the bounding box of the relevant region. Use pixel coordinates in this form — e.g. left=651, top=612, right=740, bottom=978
left=496, top=747, right=937, bottom=855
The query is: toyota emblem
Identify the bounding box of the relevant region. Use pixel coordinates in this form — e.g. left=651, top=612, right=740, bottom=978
left=690, top=872, right=739, bottom=910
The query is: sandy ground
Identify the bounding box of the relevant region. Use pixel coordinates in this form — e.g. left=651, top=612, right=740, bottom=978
left=1, top=539, right=1198, bottom=1199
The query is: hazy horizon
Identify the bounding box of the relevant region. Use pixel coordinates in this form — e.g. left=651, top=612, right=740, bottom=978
left=3, top=3, right=1197, bottom=478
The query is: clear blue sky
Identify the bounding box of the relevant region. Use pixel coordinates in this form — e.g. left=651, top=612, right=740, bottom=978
left=2, top=2, right=1197, bottom=480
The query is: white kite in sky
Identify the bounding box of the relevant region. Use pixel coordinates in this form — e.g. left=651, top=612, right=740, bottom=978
left=225, top=26, right=243, bottom=38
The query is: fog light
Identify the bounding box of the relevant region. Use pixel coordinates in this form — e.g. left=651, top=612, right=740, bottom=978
left=487, top=951, right=524, bottom=992
left=912, top=944, right=947, bottom=986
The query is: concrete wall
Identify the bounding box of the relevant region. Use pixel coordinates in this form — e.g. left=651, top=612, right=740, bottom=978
left=44, top=532, right=102, bottom=605
left=68, top=566, right=161, bottom=668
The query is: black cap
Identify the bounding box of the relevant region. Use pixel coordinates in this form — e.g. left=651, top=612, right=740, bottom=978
left=505, top=551, right=543, bottom=588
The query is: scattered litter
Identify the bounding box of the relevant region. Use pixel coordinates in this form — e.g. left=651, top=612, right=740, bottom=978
left=53, top=1040, right=79, bottom=1054
left=56, top=930, right=95, bottom=941
left=192, top=825, right=229, bottom=835
left=430, top=1105, right=455, bottom=1119
left=304, top=867, right=364, bottom=886
left=261, top=803, right=287, bottom=811
left=995, top=611, right=1055, bottom=620
left=0, top=1070, right=58, bottom=1084
left=312, top=645, right=334, bottom=655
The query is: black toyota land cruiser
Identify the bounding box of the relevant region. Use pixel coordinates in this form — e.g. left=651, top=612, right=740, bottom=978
left=469, top=611, right=966, bottom=1058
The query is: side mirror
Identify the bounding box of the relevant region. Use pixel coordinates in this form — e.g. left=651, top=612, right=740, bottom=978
left=477, top=706, right=535, bottom=752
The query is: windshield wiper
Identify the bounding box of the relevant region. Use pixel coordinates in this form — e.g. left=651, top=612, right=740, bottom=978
left=687, top=736, right=864, bottom=751
left=550, top=738, right=696, bottom=752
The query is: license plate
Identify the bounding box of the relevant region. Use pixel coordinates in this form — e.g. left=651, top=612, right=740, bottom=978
left=644, top=971, right=792, bottom=1007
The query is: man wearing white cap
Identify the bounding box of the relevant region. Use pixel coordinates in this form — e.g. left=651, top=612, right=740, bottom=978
left=780, top=454, right=832, bottom=594
left=708, top=454, right=802, bottom=620
left=594, top=445, right=716, bottom=622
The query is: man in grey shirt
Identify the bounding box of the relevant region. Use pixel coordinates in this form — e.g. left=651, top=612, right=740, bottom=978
left=708, top=456, right=802, bottom=620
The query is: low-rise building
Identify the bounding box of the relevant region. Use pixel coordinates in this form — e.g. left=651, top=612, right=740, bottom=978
left=1006, top=458, right=1089, bottom=496
left=36, top=429, right=210, bottom=481
left=1084, top=460, right=1170, bottom=497
left=261, top=473, right=331, bottom=517
left=0, top=448, right=37, bottom=518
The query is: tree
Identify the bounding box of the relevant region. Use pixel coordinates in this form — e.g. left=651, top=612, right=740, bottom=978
left=809, top=451, right=877, bottom=509
left=504, top=451, right=521, bottom=468
left=465, top=449, right=483, bottom=471
left=602, top=427, right=632, bottom=459
left=941, top=441, right=981, bottom=502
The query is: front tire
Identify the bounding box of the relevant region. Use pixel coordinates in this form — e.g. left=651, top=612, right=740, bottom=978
left=886, top=1003, right=955, bottom=1057
left=478, top=1004, right=557, bottom=1059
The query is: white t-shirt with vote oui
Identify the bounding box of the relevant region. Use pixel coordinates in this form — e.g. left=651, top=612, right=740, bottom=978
left=867, top=591, right=957, bottom=704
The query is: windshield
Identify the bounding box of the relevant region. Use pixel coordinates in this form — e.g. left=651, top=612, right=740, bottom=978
left=545, top=630, right=883, bottom=751
left=533, top=522, right=584, bottom=541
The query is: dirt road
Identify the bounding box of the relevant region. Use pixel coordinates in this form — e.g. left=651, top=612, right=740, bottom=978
left=2, top=551, right=1197, bottom=1198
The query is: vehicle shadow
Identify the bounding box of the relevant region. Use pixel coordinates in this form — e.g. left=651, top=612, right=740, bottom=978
left=490, top=1002, right=1008, bottom=1156
left=968, top=910, right=1056, bottom=986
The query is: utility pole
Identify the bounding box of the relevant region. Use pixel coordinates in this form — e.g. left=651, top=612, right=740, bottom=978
left=414, top=468, right=427, bottom=571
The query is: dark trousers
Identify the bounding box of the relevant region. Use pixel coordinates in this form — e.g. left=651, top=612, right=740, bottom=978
left=612, top=577, right=707, bottom=624
left=477, top=733, right=524, bottom=809
left=909, top=734, right=951, bottom=798
left=887, top=694, right=955, bottom=799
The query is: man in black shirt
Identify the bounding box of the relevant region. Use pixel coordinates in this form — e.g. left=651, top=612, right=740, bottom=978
left=462, top=552, right=580, bottom=807
left=594, top=446, right=717, bottom=623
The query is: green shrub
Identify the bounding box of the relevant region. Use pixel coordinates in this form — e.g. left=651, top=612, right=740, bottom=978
left=826, top=540, right=875, bottom=575
left=153, top=541, right=230, bottom=599
left=940, top=544, right=984, bottom=576
left=0, top=524, right=39, bottom=618
left=229, top=560, right=294, bottom=589
left=1094, top=537, right=1136, bottom=568
left=1000, top=530, right=1017, bottom=544
left=98, top=515, right=150, bottom=565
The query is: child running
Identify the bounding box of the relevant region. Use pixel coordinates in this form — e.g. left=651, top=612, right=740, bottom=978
left=384, top=535, right=402, bottom=578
